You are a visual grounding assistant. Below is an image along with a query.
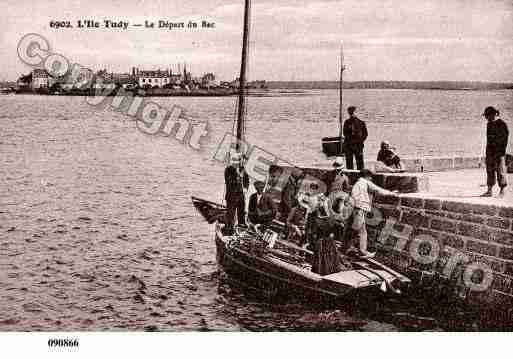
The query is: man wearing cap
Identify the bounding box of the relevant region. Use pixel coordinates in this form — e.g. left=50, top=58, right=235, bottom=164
left=248, top=181, right=277, bottom=226
left=482, top=106, right=508, bottom=198
left=224, top=153, right=249, bottom=235
left=343, top=106, right=368, bottom=170
left=326, top=156, right=351, bottom=196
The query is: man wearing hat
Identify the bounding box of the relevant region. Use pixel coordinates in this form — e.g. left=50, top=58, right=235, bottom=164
left=482, top=106, right=508, bottom=198
left=327, top=156, right=351, bottom=196
left=248, top=181, right=277, bottom=226
left=224, top=152, right=249, bottom=235
left=343, top=106, right=368, bottom=170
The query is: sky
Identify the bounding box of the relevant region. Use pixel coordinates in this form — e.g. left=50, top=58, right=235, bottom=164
left=1, top=0, right=512, bottom=82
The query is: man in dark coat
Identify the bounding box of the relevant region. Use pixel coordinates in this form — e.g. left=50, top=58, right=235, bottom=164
left=482, top=106, right=509, bottom=198
left=280, top=168, right=304, bottom=221
left=248, top=181, right=277, bottom=226
left=343, top=106, right=368, bottom=170
left=224, top=153, right=249, bottom=234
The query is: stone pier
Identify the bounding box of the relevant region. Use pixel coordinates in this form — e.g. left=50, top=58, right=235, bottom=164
left=368, top=190, right=513, bottom=310
left=288, top=162, right=513, bottom=312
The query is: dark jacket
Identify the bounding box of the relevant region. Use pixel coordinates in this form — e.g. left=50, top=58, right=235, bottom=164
left=486, top=119, right=509, bottom=158
left=281, top=179, right=300, bottom=218
left=324, top=170, right=351, bottom=195
left=343, top=116, right=368, bottom=146
left=248, top=192, right=277, bottom=224
left=287, top=205, right=307, bottom=230
left=224, top=165, right=249, bottom=199
left=377, top=149, right=401, bottom=167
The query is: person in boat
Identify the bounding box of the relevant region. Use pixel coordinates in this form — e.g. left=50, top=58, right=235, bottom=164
left=286, top=196, right=309, bottom=246
left=376, top=141, right=404, bottom=173
left=224, top=152, right=250, bottom=235
left=343, top=106, right=368, bottom=170
left=325, top=156, right=351, bottom=198
left=287, top=182, right=322, bottom=247
left=322, top=157, right=352, bottom=240
left=481, top=106, right=509, bottom=198
left=347, top=169, right=396, bottom=258
left=280, top=167, right=305, bottom=221
left=248, top=181, right=277, bottom=227
left=306, top=192, right=343, bottom=275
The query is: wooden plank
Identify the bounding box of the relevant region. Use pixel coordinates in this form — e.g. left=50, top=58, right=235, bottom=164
left=363, top=257, right=411, bottom=283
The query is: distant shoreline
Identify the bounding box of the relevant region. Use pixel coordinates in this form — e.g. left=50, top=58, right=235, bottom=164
left=3, top=80, right=512, bottom=96
left=267, top=81, right=513, bottom=90
left=4, top=80, right=513, bottom=91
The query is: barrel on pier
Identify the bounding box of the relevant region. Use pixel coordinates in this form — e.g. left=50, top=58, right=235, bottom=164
left=321, top=136, right=344, bottom=157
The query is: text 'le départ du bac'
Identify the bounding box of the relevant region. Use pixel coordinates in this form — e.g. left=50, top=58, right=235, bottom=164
left=70, top=19, right=215, bottom=30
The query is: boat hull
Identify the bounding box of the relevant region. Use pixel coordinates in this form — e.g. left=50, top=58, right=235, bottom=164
left=215, top=227, right=378, bottom=304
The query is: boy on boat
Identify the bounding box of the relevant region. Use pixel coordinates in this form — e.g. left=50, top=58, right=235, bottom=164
left=280, top=167, right=305, bottom=220
left=224, top=152, right=249, bottom=235
left=286, top=196, right=310, bottom=247
left=481, top=106, right=509, bottom=198
left=347, top=169, right=396, bottom=258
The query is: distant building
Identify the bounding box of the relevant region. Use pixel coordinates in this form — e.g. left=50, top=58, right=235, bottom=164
left=32, top=69, right=50, bottom=89
left=182, top=63, right=192, bottom=84
left=169, top=73, right=182, bottom=85
left=138, top=69, right=171, bottom=88
left=202, top=73, right=215, bottom=82
left=230, top=77, right=240, bottom=88
left=17, top=73, right=32, bottom=89
left=18, top=65, right=216, bottom=91
left=248, top=80, right=267, bottom=89
left=228, top=78, right=267, bottom=89
left=93, top=69, right=135, bottom=89
left=201, top=73, right=217, bottom=87
left=112, top=73, right=136, bottom=89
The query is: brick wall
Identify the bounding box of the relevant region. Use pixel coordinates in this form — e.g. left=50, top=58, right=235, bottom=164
left=367, top=194, right=513, bottom=308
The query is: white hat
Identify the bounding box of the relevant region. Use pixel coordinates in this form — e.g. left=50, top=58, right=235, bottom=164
left=333, top=156, right=344, bottom=168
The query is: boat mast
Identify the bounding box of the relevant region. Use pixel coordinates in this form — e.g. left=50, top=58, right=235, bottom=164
left=235, top=0, right=251, bottom=152
left=339, top=41, right=345, bottom=141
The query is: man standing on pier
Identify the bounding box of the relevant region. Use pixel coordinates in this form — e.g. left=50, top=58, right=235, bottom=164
left=482, top=106, right=509, bottom=198
left=343, top=106, right=368, bottom=170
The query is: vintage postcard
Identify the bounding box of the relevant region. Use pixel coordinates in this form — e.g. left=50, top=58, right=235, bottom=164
left=1, top=0, right=512, bottom=356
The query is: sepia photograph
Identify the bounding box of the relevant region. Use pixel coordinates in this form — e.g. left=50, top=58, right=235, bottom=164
left=1, top=0, right=512, bottom=356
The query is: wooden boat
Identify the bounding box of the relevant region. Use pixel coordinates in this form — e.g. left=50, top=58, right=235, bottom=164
left=191, top=0, right=410, bottom=303
left=192, top=197, right=410, bottom=302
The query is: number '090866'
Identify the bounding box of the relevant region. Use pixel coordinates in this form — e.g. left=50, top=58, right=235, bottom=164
left=48, top=338, right=79, bottom=348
